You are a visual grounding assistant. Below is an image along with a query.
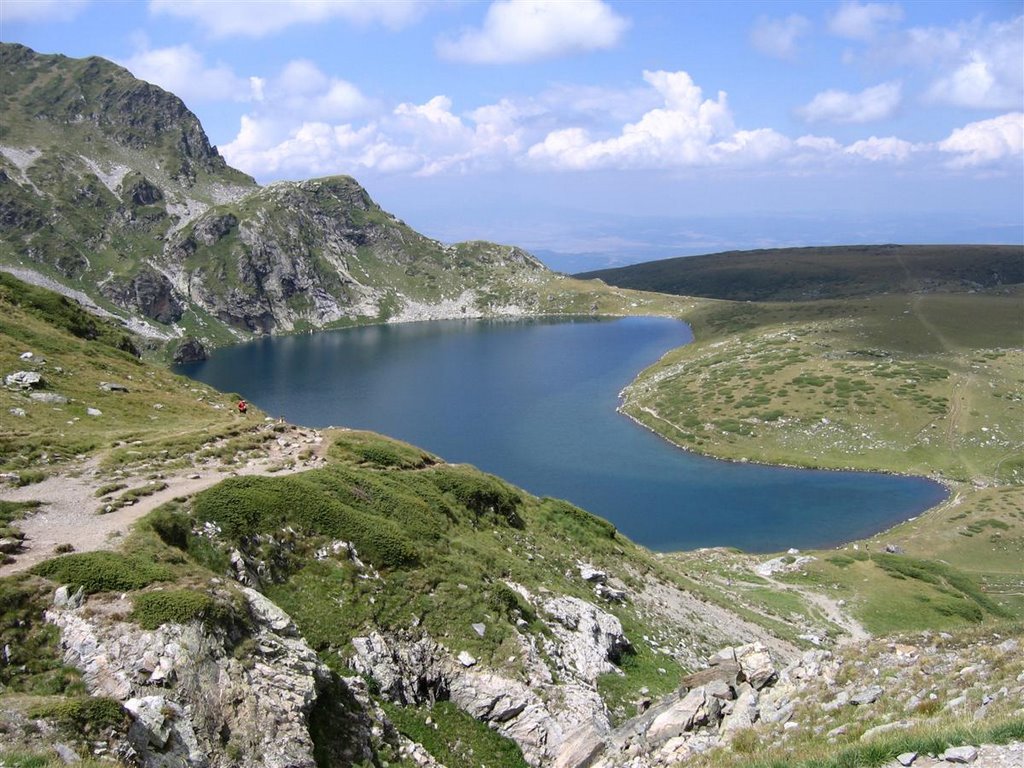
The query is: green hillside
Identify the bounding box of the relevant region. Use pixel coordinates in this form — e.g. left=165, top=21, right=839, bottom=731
left=577, top=244, right=1023, bottom=301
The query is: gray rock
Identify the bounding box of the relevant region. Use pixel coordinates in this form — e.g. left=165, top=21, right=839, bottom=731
left=736, top=642, right=777, bottom=689
left=647, top=686, right=708, bottom=743
left=472, top=622, right=487, bottom=637
left=594, top=583, right=626, bottom=602
left=19, top=351, right=33, bottom=360
left=553, top=720, right=607, bottom=768
left=578, top=564, right=607, bottom=583
left=29, top=392, right=68, bottom=404
left=99, top=381, right=130, bottom=392
left=542, top=596, right=631, bottom=683
left=942, top=745, right=979, bottom=763
left=86, top=407, right=102, bottom=416
left=719, top=684, right=758, bottom=737
left=860, top=720, right=910, bottom=741
left=53, top=585, right=85, bottom=610
left=53, top=743, right=80, bottom=764
left=5, top=370, right=43, bottom=388
left=457, top=650, right=477, bottom=667
left=0, top=537, right=23, bottom=554
left=851, top=685, right=884, bottom=705
left=8, top=407, right=26, bottom=417
left=897, top=752, right=918, bottom=766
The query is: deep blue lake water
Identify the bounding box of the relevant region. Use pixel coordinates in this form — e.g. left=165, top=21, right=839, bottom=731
left=177, top=317, right=947, bottom=553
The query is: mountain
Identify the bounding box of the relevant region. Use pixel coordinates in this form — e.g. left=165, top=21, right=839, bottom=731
left=0, top=43, right=564, bottom=353
left=576, top=244, right=1024, bottom=302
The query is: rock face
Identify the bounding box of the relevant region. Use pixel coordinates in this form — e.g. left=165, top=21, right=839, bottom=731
left=47, top=586, right=379, bottom=768
left=172, top=336, right=208, bottom=364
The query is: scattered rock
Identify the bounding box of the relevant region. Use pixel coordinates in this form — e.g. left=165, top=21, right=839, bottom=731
left=5, top=370, right=43, bottom=389
left=8, top=407, right=26, bottom=417
left=578, top=563, right=608, bottom=583
left=19, top=351, right=33, bottom=360
left=86, top=407, right=102, bottom=417
left=942, top=745, right=979, bottom=763
left=99, top=381, right=130, bottom=392
left=472, top=623, right=486, bottom=637
left=29, top=392, right=68, bottom=404
left=897, top=752, right=918, bottom=766
left=457, top=651, right=477, bottom=667
left=850, top=685, right=883, bottom=705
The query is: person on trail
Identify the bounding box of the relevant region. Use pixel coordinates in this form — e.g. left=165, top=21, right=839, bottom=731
left=237, top=399, right=248, bottom=415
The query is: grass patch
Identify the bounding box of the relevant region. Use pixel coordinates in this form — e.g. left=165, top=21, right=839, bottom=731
left=381, top=700, right=529, bottom=768
left=129, top=588, right=220, bottom=629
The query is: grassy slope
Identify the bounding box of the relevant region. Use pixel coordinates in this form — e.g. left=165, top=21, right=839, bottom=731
left=0, top=272, right=263, bottom=477
left=607, top=256, right=1023, bottom=630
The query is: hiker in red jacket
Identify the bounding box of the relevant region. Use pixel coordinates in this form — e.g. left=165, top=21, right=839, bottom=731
left=237, top=399, right=247, bottom=415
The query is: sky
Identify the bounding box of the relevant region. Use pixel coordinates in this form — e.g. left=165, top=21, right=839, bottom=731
left=3, top=0, right=1023, bottom=268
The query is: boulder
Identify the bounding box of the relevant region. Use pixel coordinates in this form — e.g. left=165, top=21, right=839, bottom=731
left=941, top=745, right=979, bottom=763
left=553, top=721, right=607, bottom=768
left=647, top=686, right=708, bottom=743
left=5, top=370, right=42, bottom=389
left=850, top=685, right=883, bottom=706
left=719, top=683, right=758, bottom=737
left=735, top=642, right=777, bottom=690
left=542, top=596, right=631, bottom=683
left=29, top=392, right=68, bottom=404
left=578, top=563, right=607, bottom=583
left=99, top=381, right=130, bottom=392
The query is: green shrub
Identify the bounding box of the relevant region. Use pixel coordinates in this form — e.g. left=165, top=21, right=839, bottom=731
left=28, top=697, right=126, bottom=732
left=130, top=589, right=219, bottom=629
left=147, top=508, right=192, bottom=550
left=31, top=551, right=171, bottom=594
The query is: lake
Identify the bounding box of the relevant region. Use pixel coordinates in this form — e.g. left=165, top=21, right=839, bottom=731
left=177, top=316, right=947, bottom=552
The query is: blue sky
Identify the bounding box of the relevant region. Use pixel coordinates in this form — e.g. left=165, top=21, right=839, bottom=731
left=3, top=0, right=1022, bottom=267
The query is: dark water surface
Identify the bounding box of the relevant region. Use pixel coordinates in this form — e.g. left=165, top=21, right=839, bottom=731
left=178, top=317, right=947, bottom=552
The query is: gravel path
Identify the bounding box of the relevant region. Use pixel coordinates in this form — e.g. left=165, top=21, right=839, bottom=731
left=0, top=425, right=328, bottom=576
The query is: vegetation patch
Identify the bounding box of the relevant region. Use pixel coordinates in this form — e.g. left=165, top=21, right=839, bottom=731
left=381, top=700, right=529, bottom=768
left=31, top=551, right=171, bottom=594
left=27, top=697, right=127, bottom=734
left=129, top=588, right=220, bottom=629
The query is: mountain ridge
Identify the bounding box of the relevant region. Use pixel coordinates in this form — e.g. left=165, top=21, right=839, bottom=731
left=0, top=43, right=611, bottom=356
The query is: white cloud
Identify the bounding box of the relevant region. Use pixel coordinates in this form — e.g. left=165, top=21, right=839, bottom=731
left=922, top=17, right=1023, bottom=110
left=828, top=1, right=903, bottom=41
left=148, top=0, right=429, bottom=38
left=1, top=0, right=89, bottom=22
left=797, top=81, right=902, bottom=123
left=938, top=112, right=1024, bottom=168
left=120, top=44, right=253, bottom=103
left=844, top=136, right=915, bottom=161
left=795, top=135, right=843, bottom=153
left=750, top=14, right=811, bottom=60
left=527, top=70, right=793, bottom=170
left=437, top=0, right=629, bottom=64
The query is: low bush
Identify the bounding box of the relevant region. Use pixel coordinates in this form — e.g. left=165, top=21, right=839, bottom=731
left=31, top=551, right=171, bottom=594
left=28, top=697, right=127, bottom=733
left=130, top=589, right=219, bottom=629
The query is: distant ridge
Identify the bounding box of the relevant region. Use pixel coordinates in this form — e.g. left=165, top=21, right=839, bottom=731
left=576, top=244, right=1024, bottom=302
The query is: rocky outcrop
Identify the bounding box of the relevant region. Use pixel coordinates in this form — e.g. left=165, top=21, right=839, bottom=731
left=172, top=336, right=207, bottom=364
left=351, top=591, right=633, bottom=766
left=100, top=267, right=183, bottom=324
left=47, top=586, right=379, bottom=768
